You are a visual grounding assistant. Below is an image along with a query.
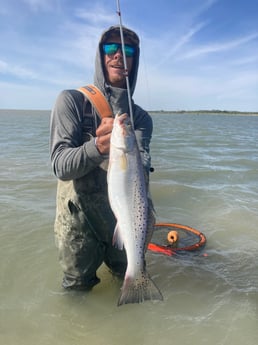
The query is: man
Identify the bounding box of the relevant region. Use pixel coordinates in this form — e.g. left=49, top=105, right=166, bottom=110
left=50, top=25, right=153, bottom=291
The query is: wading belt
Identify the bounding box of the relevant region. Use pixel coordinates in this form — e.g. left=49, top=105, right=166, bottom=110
left=78, top=85, right=113, bottom=119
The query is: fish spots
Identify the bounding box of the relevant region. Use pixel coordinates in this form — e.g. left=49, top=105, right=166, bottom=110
left=108, top=113, right=163, bottom=305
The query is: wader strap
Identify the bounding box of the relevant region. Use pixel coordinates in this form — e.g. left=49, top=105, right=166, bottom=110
left=78, top=85, right=113, bottom=118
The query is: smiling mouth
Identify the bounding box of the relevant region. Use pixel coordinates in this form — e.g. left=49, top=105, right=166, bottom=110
left=111, top=64, right=124, bottom=69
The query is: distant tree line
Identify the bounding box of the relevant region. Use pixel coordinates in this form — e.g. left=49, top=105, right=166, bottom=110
left=149, top=110, right=258, bottom=115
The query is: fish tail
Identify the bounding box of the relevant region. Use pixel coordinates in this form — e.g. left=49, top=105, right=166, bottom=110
left=117, top=271, right=163, bottom=306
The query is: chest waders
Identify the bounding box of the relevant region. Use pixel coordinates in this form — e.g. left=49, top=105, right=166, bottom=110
left=54, top=86, right=127, bottom=291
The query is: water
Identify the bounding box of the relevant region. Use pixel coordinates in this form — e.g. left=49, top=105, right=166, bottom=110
left=1, top=110, right=258, bottom=345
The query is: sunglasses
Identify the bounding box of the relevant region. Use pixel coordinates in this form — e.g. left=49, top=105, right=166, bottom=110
left=102, top=43, right=136, bottom=57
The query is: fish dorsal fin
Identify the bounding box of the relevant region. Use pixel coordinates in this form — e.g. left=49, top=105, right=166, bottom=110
left=78, top=85, right=113, bottom=118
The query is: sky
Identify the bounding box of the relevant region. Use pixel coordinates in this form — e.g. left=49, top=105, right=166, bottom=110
left=0, top=0, right=258, bottom=112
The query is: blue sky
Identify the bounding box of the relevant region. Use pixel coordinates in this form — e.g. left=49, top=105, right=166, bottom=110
left=1, top=0, right=258, bottom=111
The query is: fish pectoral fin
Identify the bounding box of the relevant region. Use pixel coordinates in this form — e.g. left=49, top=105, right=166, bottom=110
left=119, top=153, right=128, bottom=170
left=112, top=223, right=124, bottom=250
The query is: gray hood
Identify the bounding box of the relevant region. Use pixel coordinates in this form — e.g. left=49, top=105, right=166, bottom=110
left=94, top=25, right=140, bottom=115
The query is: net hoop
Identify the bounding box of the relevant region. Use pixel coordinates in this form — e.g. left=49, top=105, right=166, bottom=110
left=148, top=223, right=206, bottom=256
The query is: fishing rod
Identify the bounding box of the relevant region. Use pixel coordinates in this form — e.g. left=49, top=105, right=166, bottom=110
left=116, top=0, right=134, bottom=129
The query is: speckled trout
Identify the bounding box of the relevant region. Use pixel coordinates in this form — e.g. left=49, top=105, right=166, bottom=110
left=107, top=113, right=163, bottom=306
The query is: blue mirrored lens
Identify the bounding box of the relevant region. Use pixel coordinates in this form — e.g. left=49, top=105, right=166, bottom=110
left=103, top=43, right=135, bottom=57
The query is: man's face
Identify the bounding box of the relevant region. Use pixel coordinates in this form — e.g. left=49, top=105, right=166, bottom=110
left=103, top=35, right=134, bottom=88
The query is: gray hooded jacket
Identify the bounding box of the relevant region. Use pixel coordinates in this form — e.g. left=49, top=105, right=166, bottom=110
left=50, top=26, right=153, bottom=195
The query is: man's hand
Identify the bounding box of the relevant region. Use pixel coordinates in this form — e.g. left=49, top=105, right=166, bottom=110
left=95, top=117, right=114, bottom=154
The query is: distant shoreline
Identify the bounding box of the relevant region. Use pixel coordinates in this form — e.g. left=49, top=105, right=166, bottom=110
left=149, top=110, right=258, bottom=116
left=0, top=109, right=257, bottom=116
left=0, top=109, right=51, bottom=114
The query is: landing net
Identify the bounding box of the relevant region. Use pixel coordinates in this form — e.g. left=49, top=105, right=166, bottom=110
left=148, top=223, right=206, bottom=256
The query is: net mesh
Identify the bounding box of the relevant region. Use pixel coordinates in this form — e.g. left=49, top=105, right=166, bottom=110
left=148, top=223, right=206, bottom=255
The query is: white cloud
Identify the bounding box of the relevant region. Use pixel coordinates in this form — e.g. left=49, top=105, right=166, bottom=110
left=0, top=59, right=37, bottom=79
left=0, top=60, right=8, bottom=71
left=74, top=5, right=116, bottom=25
left=0, top=0, right=257, bottom=111
left=231, top=55, right=258, bottom=66
left=179, top=32, right=258, bottom=60
left=0, top=81, right=57, bottom=109
left=22, top=0, right=59, bottom=12
left=135, top=57, right=258, bottom=112
left=155, top=21, right=208, bottom=67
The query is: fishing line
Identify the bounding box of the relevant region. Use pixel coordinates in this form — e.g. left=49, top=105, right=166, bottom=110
left=116, top=0, right=134, bottom=129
